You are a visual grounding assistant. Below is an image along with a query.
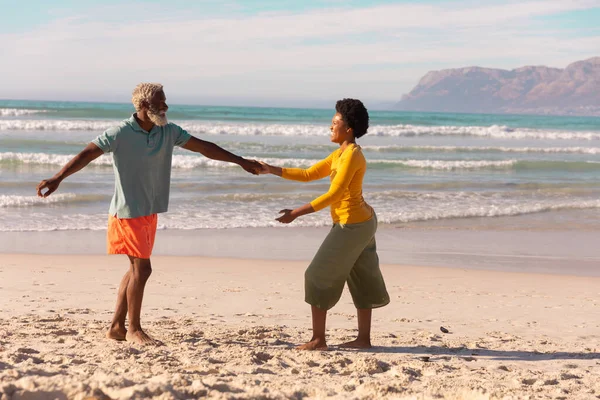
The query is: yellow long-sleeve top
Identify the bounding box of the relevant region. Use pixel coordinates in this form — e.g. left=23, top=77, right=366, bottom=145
left=282, top=143, right=373, bottom=224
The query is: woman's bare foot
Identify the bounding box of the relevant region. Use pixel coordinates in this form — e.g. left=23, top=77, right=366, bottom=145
left=296, top=337, right=328, bottom=351
left=106, top=326, right=127, bottom=341
left=126, top=329, right=160, bottom=346
left=339, top=338, right=372, bottom=349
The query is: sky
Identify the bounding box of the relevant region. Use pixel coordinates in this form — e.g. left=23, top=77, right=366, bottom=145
left=1, top=0, right=599, bottom=108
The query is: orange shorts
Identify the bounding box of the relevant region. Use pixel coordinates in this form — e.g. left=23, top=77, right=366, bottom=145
left=107, top=214, right=157, bottom=259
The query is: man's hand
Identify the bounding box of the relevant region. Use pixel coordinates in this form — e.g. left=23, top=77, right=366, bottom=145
left=36, top=177, right=61, bottom=198
left=257, top=161, right=271, bottom=175
left=276, top=209, right=297, bottom=224
left=240, top=159, right=263, bottom=175
left=35, top=143, right=103, bottom=198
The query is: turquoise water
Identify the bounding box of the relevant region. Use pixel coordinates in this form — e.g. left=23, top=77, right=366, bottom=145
left=2, top=99, right=600, bottom=129
left=1, top=100, right=600, bottom=232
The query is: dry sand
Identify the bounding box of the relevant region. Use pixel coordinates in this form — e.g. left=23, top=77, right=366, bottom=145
left=1, top=254, right=599, bottom=399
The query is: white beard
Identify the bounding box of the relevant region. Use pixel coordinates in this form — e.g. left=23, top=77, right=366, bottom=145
left=148, top=110, right=168, bottom=126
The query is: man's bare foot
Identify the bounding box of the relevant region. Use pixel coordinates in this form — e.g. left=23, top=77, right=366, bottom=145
left=338, top=338, right=372, bottom=349
left=296, top=338, right=328, bottom=351
left=106, top=326, right=127, bottom=341
left=126, top=330, right=160, bottom=346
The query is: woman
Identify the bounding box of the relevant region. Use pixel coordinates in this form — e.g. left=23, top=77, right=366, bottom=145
left=259, top=99, right=390, bottom=350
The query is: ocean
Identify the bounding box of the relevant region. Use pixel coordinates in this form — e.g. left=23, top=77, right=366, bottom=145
left=2, top=99, right=600, bottom=233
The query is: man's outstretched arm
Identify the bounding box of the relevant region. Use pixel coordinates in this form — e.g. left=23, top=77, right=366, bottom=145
left=36, top=143, right=104, bottom=197
left=182, top=136, right=262, bottom=174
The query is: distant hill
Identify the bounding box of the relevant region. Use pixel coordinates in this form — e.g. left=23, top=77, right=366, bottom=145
left=396, top=57, right=600, bottom=116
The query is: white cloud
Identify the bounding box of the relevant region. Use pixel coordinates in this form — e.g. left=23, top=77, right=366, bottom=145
left=0, top=1, right=598, bottom=106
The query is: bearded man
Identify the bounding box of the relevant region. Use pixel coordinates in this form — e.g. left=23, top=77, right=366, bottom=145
left=37, top=83, right=262, bottom=345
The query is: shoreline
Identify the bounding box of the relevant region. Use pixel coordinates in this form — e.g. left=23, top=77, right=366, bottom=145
left=1, top=219, right=599, bottom=276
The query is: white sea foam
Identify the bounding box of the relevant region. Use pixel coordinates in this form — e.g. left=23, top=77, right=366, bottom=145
left=2, top=188, right=600, bottom=231
left=7, top=152, right=600, bottom=171
left=367, top=124, right=600, bottom=140
left=0, top=193, right=76, bottom=208
left=373, top=159, right=518, bottom=170
left=0, top=108, right=48, bottom=117
left=0, top=152, right=316, bottom=169
left=362, top=145, right=600, bottom=155
left=376, top=199, right=600, bottom=224
left=0, top=119, right=115, bottom=132
left=0, top=152, right=525, bottom=171
left=0, top=152, right=114, bottom=167
left=1, top=119, right=600, bottom=140
left=2, top=198, right=599, bottom=231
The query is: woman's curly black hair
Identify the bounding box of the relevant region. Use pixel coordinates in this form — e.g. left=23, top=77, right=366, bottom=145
left=335, top=98, right=369, bottom=138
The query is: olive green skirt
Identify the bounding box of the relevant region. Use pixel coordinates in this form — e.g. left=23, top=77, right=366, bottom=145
left=304, top=213, right=390, bottom=310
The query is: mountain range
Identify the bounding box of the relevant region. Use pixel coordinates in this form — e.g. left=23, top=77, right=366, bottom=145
left=396, top=57, right=600, bottom=116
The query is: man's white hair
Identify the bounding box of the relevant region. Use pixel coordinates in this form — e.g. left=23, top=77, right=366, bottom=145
left=131, top=83, right=164, bottom=111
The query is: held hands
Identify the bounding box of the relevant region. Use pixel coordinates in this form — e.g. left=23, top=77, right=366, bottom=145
left=276, top=209, right=297, bottom=224
left=257, top=161, right=271, bottom=175
left=239, top=159, right=266, bottom=175
left=36, top=177, right=61, bottom=198
left=240, top=159, right=271, bottom=175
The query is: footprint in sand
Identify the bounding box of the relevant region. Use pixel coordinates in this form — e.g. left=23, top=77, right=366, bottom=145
left=251, top=351, right=273, bottom=364
left=10, top=348, right=43, bottom=365
left=560, top=372, right=581, bottom=380
left=250, top=367, right=275, bottom=374
left=49, top=329, right=78, bottom=336
left=17, top=347, right=40, bottom=355
left=207, top=383, right=244, bottom=394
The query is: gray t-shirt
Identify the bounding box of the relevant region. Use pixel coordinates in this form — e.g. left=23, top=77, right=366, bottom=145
left=92, top=114, right=191, bottom=218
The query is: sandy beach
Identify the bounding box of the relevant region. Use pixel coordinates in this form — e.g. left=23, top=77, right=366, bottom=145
left=2, top=2, right=600, bottom=397
left=1, top=252, right=599, bottom=399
